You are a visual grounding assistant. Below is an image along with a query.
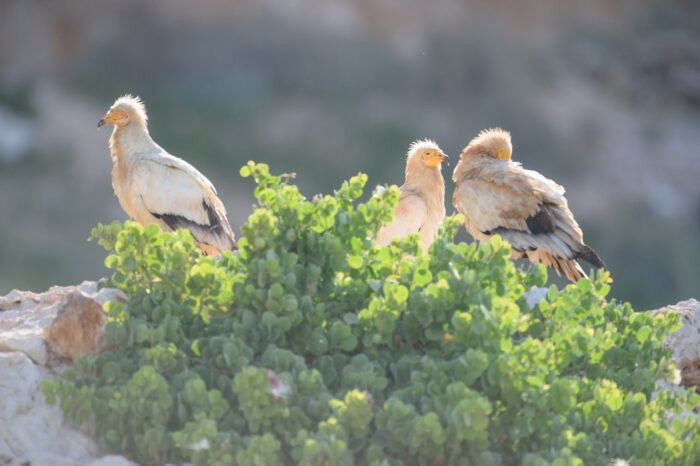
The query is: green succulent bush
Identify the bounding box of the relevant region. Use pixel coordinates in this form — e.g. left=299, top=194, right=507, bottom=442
left=42, top=162, right=698, bottom=465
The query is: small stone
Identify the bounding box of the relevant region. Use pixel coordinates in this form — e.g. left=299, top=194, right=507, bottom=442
left=524, top=286, right=548, bottom=309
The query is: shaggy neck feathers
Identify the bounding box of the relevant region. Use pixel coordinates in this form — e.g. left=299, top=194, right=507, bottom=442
left=109, top=120, right=158, bottom=162
left=402, top=151, right=445, bottom=221
left=402, top=141, right=446, bottom=211
left=404, top=155, right=444, bottom=191
left=107, top=95, right=155, bottom=161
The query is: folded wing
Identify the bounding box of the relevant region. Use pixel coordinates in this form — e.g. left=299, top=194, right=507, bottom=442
left=454, top=163, right=604, bottom=281
left=130, top=154, right=236, bottom=254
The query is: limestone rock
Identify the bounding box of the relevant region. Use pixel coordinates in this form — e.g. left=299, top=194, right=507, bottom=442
left=0, top=280, right=126, bottom=364
left=0, top=288, right=56, bottom=365
left=524, top=286, right=548, bottom=309
left=0, top=351, right=139, bottom=465
left=0, top=282, right=134, bottom=466
left=652, top=299, right=700, bottom=390
left=46, top=290, right=108, bottom=359
left=0, top=351, right=101, bottom=464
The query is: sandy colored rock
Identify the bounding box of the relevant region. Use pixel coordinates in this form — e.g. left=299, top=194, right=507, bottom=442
left=0, top=281, right=126, bottom=364
left=0, top=283, right=135, bottom=465
left=45, top=290, right=108, bottom=359
left=1, top=286, right=65, bottom=365
left=652, top=298, right=700, bottom=390
left=0, top=351, right=100, bottom=464
left=0, top=351, right=138, bottom=466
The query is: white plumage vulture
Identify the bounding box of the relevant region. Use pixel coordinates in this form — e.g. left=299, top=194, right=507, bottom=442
left=98, top=95, right=236, bottom=255
left=452, top=128, right=606, bottom=282
left=376, top=139, right=450, bottom=253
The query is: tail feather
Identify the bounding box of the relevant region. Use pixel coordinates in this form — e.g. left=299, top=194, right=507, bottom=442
left=556, top=258, right=586, bottom=282
left=527, top=249, right=586, bottom=282
left=576, top=244, right=606, bottom=270
left=482, top=228, right=604, bottom=283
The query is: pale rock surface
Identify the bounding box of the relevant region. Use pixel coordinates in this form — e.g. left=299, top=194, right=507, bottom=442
left=524, top=286, right=548, bottom=309
left=0, top=351, right=101, bottom=465
left=652, top=299, right=700, bottom=389
left=650, top=299, right=700, bottom=429
left=0, top=282, right=134, bottom=466
left=0, top=280, right=126, bottom=365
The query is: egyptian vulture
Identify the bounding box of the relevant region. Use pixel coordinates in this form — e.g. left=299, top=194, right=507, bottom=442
left=376, top=139, right=450, bottom=253
left=98, top=95, right=236, bottom=255
left=452, top=128, right=605, bottom=282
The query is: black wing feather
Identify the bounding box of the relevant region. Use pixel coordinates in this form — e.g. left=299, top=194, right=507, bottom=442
left=525, top=204, right=556, bottom=234
left=576, top=244, right=606, bottom=269
left=150, top=199, right=216, bottom=233
left=150, top=199, right=235, bottom=250
left=483, top=203, right=555, bottom=251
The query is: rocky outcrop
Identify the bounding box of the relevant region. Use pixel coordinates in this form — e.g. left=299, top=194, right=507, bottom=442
left=0, top=281, right=135, bottom=466
left=652, top=299, right=700, bottom=391
left=0, top=351, right=136, bottom=466
left=0, top=280, right=126, bottom=365
left=650, top=298, right=700, bottom=426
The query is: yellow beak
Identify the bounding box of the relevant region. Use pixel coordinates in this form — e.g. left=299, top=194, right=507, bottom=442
left=97, top=109, right=120, bottom=128
left=496, top=147, right=511, bottom=160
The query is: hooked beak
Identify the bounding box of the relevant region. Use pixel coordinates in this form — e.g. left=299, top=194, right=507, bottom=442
left=442, top=153, right=451, bottom=166
left=97, top=109, right=119, bottom=129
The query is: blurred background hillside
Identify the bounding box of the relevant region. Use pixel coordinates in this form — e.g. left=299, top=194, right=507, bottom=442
left=1, top=0, right=699, bottom=310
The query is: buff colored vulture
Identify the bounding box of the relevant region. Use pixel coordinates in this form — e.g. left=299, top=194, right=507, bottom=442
left=376, top=139, right=450, bottom=253
left=98, top=95, right=236, bottom=255
left=452, top=128, right=605, bottom=281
